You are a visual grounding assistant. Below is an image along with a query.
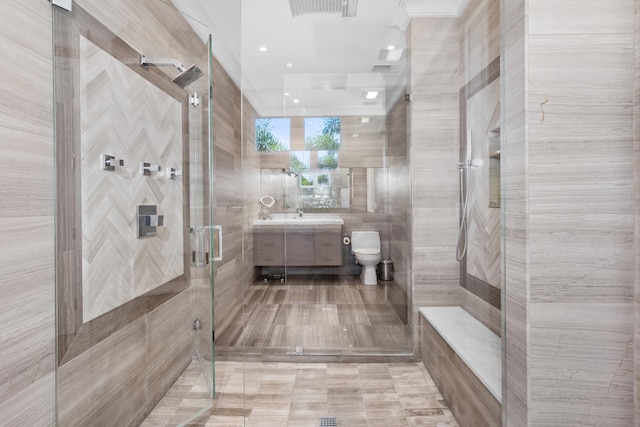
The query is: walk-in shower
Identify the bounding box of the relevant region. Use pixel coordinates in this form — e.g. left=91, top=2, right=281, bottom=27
left=139, top=54, right=204, bottom=88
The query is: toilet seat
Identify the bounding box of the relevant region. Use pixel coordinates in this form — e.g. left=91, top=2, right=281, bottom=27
left=355, top=248, right=380, bottom=256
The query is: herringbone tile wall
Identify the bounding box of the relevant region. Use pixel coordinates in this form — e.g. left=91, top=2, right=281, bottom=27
left=80, top=37, right=184, bottom=322
left=466, top=78, right=501, bottom=289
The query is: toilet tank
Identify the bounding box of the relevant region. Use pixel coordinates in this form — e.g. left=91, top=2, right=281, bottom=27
left=351, top=231, right=380, bottom=251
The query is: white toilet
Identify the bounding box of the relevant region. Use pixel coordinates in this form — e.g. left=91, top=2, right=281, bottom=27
left=351, top=231, right=382, bottom=285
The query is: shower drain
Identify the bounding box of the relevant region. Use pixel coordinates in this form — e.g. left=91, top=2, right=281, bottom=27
left=319, top=417, right=337, bottom=426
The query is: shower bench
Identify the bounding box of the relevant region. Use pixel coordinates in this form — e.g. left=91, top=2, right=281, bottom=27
left=420, top=306, right=501, bottom=427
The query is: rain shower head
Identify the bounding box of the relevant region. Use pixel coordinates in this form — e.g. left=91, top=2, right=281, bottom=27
left=172, top=64, right=203, bottom=88
left=139, top=54, right=204, bottom=88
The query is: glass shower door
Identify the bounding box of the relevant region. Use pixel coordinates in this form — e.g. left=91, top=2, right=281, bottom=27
left=52, top=3, right=217, bottom=425
left=189, top=35, right=216, bottom=401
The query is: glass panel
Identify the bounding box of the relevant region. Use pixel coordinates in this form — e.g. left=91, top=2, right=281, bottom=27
left=190, top=35, right=216, bottom=400
left=241, top=0, right=412, bottom=360
left=53, top=4, right=214, bottom=425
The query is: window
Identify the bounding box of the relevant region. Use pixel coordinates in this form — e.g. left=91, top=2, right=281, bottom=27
left=304, top=117, right=340, bottom=150
left=255, top=117, right=290, bottom=151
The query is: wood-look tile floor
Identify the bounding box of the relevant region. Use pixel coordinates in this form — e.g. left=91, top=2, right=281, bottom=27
left=216, top=275, right=411, bottom=357
left=142, top=359, right=460, bottom=427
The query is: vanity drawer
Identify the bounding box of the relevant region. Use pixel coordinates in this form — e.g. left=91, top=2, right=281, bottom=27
left=254, top=229, right=284, bottom=265
left=314, top=250, right=342, bottom=266
left=313, top=226, right=342, bottom=265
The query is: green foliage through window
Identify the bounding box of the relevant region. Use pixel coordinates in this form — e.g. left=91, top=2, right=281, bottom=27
left=256, top=118, right=289, bottom=152
left=290, top=151, right=310, bottom=171
left=304, top=117, right=341, bottom=150
left=318, top=150, right=338, bottom=169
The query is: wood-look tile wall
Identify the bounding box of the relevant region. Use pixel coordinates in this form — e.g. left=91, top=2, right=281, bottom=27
left=407, top=17, right=461, bottom=358
left=505, top=0, right=636, bottom=425
left=502, top=0, right=528, bottom=423
left=0, top=1, right=56, bottom=425
left=211, top=52, right=247, bottom=342
left=387, top=97, right=410, bottom=323
left=635, top=0, right=640, bottom=422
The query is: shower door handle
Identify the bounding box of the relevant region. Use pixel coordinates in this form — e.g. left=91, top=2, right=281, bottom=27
left=190, top=225, right=222, bottom=267
left=212, top=225, right=222, bottom=261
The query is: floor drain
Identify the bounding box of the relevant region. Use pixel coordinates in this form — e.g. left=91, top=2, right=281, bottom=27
left=320, top=417, right=337, bottom=426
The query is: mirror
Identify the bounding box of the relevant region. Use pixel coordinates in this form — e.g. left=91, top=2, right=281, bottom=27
left=259, top=195, right=277, bottom=209
left=260, top=167, right=386, bottom=213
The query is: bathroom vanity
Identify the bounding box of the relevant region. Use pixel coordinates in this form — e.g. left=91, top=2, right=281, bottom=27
left=253, top=215, right=344, bottom=266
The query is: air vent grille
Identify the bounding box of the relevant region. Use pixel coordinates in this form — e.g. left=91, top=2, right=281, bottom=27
left=319, top=417, right=337, bottom=426
left=371, top=65, right=393, bottom=73
left=289, top=0, right=358, bottom=17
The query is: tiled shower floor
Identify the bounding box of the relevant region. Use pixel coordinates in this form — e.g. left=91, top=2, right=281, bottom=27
left=141, top=359, right=460, bottom=426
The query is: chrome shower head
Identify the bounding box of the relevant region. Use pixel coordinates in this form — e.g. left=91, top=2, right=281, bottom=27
left=139, top=55, right=204, bottom=88
left=172, top=64, right=203, bottom=88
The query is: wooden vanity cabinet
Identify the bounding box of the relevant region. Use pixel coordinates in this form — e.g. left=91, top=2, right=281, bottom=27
left=253, top=224, right=342, bottom=266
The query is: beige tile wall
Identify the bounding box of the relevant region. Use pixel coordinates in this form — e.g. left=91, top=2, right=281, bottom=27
left=211, top=51, right=247, bottom=342
left=387, top=96, right=410, bottom=323
left=0, top=1, right=56, bottom=425
left=502, top=0, right=528, bottom=423
left=504, top=0, right=636, bottom=425
left=635, top=0, right=640, bottom=422
left=407, top=17, right=461, bottom=357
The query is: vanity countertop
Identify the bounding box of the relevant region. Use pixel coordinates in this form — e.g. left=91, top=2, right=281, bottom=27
left=253, top=213, right=344, bottom=226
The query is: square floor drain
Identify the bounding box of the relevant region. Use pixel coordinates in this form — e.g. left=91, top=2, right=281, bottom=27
left=320, top=417, right=337, bottom=426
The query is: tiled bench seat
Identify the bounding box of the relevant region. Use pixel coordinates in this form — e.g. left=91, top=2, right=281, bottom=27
left=420, top=306, right=502, bottom=427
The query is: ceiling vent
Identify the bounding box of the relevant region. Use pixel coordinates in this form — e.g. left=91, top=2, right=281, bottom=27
left=289, top=0, right=358, bottom=18
left=371, top=65, right=393, bottom=73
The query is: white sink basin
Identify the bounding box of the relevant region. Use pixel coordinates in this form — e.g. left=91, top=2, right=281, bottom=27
left=253, top=213, right=344, bottom=226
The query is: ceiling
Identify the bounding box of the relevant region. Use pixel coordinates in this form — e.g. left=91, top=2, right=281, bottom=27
left=170, top=0, right=468, bottom=117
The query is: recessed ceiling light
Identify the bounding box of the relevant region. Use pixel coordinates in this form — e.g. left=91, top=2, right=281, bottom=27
left=366, top=91, right=378, bottom=99
left=258, top=46, right=267, bottom=52
left=284, top=92, right=290, bottom=96
left=353, top=133, right=360, bottom=138
left=286, top=63, right=293, bottom=67
left=361, top=117, right=370, bottom=123
left=293, top=99, right=300, bottom=103
left=387, top=45, right=395, bottom=50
